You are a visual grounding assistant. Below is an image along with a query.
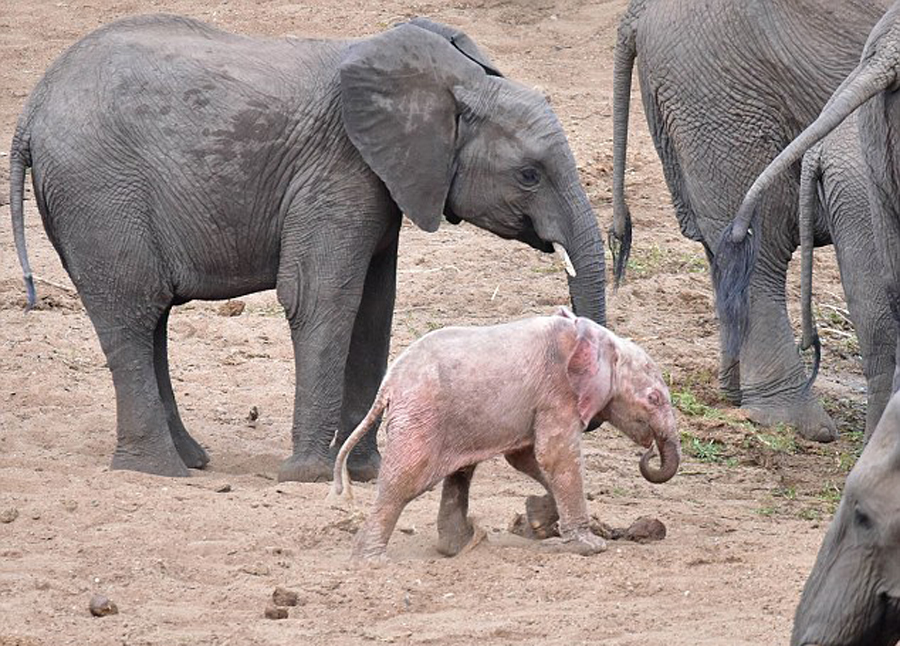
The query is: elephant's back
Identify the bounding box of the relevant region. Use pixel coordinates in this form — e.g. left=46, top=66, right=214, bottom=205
left=632, top=0, right=885, bottom=222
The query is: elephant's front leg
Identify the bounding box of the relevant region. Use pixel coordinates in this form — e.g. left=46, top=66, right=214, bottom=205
left=531, top=417, right=606, bottom=556
left=275, top=228, right=376, bottom=483
left=332, top=232, right=399, bottom=482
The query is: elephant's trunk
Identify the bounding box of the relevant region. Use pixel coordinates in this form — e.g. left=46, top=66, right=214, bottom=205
left=563, top=183, right=607, bottom=326
left=639, top=412, right=680, bottom=484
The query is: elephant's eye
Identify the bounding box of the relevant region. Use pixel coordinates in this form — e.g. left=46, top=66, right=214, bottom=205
left=854, top=506, right=873, bottom=530
left=518, top=166, right=541, bottom=187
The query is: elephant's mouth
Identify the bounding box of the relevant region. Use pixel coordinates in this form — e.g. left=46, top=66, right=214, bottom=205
left=514, top=215, right=554, bottom=252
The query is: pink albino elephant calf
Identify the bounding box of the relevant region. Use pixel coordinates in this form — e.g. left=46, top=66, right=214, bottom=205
left=331, top=308, right=680, bottom=561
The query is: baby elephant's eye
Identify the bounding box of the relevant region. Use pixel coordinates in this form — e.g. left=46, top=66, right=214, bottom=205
left=518, top=166, right=540, bottom=187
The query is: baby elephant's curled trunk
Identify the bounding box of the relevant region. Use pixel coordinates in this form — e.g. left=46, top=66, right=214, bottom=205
left=638, top=436, right=679, bottom=484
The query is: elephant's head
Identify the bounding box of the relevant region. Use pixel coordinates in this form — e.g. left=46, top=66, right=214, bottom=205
left=340, top=20, right=606, bottom=323
left=791, top=392, right=900, bottom=646
left=561, top=309, right=680, bottom=483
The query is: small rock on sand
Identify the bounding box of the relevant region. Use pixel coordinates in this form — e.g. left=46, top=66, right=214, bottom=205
left=265, top=603, right=288, bottom=620
left=89, top=594, right=119, bottom=617
left=272, top=586, right=300, bottom=607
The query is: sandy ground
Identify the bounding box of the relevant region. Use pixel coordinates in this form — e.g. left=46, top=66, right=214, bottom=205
left=0, top=1, right=872, bottom=644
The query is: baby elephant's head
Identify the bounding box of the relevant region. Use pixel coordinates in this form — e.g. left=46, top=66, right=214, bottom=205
left=560, top=309, right=680, bottom=484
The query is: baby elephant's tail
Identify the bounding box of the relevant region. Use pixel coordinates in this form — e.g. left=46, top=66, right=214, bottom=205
left=329, top=388, right=389, bottom=503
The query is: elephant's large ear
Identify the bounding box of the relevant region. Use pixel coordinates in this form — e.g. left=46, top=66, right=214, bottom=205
left=340, top=24, right=485, bottom=232
left=404, top=18, right=503, bottom=77
left=566, top=318, right=616, bottom=426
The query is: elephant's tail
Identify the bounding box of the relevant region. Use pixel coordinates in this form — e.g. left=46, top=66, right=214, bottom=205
left=10, top=125, right=36, bottom=310
left=329, top=387, right=389, bottom=503
left=713, top=58, right=894, bottom=358
left=798, top=147, right=822, bottom=392
left=610, top=0, right=645, bottom=287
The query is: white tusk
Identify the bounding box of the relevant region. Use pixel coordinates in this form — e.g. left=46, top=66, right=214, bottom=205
left=553, top=243, right=577, bottom=278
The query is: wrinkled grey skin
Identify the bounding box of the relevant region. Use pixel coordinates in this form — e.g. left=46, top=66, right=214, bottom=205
left=612, top=0, right=890, bottom=442
left=9, top=15, right=606, bottom=481
left=728, top=0, right=900, bottom=407
left=331, top=308, right=680, bottom=561
left=798, top=112, right=895, bottom=439
left=791, top=390, right=900, bottom=646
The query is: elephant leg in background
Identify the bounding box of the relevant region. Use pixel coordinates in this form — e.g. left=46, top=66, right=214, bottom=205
left=504, top=446, right=560, bottom=537
left=153, top=307, right=209, bottom=469
left=738, top=244, right=836, bottom=442
left=74, top=253, right=188, bottom=477
left=332, top=228, right=400, bottom=482
left=830, top=225, right=896, bottom=440
left=276, top=208, right=387, bottom=483
left=435, top=464, right=478, bottom=556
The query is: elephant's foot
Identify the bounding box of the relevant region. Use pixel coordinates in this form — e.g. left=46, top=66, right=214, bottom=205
left=278, top=453, right=332, bottom=483
left=437, top=520, right=486, bottom=557
left=347, top=449, right=381, bottom=483
left=540, top=530, right=607, bottom=556
left=111, top=435, right=189, bottom=477
left=742, top=398, right=837, bottom=443
left=525, top=494, right=560, bottom=539
left=170, top=426, right=209, bottom=469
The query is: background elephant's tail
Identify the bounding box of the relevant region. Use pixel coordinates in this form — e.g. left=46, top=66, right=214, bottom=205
left=10, top=124, right=36, bottom=310
left=610, top=0, right=645, bottom=287
left=799, top=147, right=823, bottom=392
left=329, top=387, right=389, bottom=502
left=713, top=60, right=894, bottom=359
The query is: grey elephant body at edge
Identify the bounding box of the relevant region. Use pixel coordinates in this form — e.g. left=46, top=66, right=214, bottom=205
left=612, top=0, right=891, bottom=442
left=10, top=15, right=606, bottom=481
left=798, top=112, right=896, bottom=439
left=792, top=388, right=900, bottom=646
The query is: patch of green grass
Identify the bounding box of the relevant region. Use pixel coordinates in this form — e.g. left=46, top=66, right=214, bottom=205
left=837, top=429, right=866, bottom=473
left=681, top=432, right=726, bottom=463
left=756, top=504, right=778, bottom=517
left=751, top=424, right=798, bottom=455
left=773, top=485, right=798, bottom=500
left=672, top=390, right=718, bottom=418
left=797, top=507, right=823, bottom=522
left=819, top=481, right=843, bottom=503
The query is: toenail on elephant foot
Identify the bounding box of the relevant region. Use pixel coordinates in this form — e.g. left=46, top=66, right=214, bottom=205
left=111, top=442, right=189, bottom=478
left=277, top=454, right=333, bottom=483
left=172, top=432, right=209, bottom=469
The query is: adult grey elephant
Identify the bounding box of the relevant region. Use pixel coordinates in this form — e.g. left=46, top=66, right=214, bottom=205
left=727, top=0, right=900, bottom=409
left=10, top=15, right=606, bottom=481
left=791, top=389, right=900, bottom=646
left=612, top=0, right=890, bottom=441
left=797, top=112, right=896, bottom=438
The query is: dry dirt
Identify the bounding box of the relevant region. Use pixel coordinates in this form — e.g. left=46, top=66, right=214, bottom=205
left=0, top=1, right=871, bottom=644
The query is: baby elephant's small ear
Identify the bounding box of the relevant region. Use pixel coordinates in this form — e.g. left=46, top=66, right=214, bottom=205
left=566, top=319, right=613, bottom=426
left=554, top=306, right=576, bottom=320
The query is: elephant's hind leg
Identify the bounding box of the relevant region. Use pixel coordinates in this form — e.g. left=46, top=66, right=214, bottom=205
left=505, top=447, right=560, bottom=539
left=71, top=235, right=187, bottom=476
left=436, top=465, right=484, bottom=556
left=87, top=303, right=188, bottom=477
left=153, top=308, right=209, bottom=469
